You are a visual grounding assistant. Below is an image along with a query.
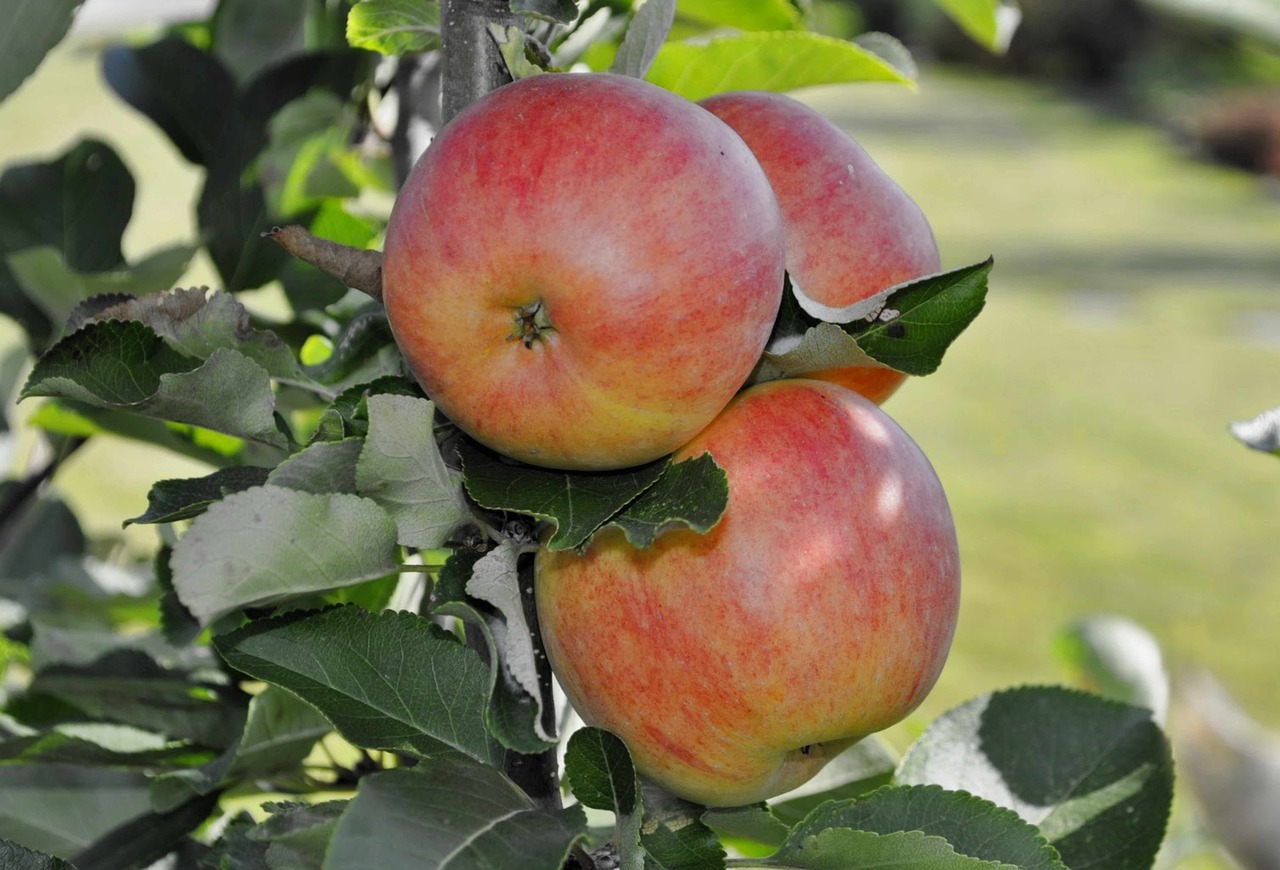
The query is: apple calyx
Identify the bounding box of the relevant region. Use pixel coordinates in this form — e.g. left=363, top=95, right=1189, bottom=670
left=508, top=299, right=555, bottom=348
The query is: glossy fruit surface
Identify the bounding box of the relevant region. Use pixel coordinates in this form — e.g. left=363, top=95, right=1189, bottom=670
left=537, top=379, right=960, bottom=806
left=383, top=73, right=785, bottom=470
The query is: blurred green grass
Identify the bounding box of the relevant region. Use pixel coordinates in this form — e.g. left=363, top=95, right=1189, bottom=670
left=2, top=41, right=1279, bottom=848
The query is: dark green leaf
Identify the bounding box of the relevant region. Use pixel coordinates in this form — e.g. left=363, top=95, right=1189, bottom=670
left=565, top=728, right=638, bottom=813
left=152, top=686, right=331, bottom=813
left=213, top=0, right=311, bottom=83
left=0, top=139, right=133, bottom=347
left=249, top=800, right=347, bottom=869
left=0, top=839, right=73, bottom=870
left=0, top=0, right=81, bottom=104
left=602, top=453, right=727, bottom=548
left=171, top=486, right=399, bottom=624
left=347, top=0, right=442, bottom=54
left=458, top=438, right=668, bottom=552
left=700, top=805, right=790, bottom=852
left=299, top=308, right=397, bottom=387
left=511, top=0, right=579, bottom=24
left=0, top=492, right=84, bottom=587
left=268, top=438, right=364, bottom=495
left=760, top=828, right=1020, bottom=869
left=0, top=765, right=152, bottom=859
left=356, top=395, right=473, bottom=548
left=215, top=606, right=500, bottom=765
left=30, top=650, right=246, bottom=747
left=834, top=258, right=992, bottom=376
left=646, top=32, right=912, bottom=101
left=0, top=722, right=210, bottom=769
left=611, top=0, right=677, bottom=78
left=125, top=466, right=273, bottom=526
left=788, top=785, right=1063, bottom=870
left=72, top=792, right=220, bottom=870
left=639, top=783, right=726, bottom=870
left=431, top=551, right=553, bottom=755
left=311, top=375, right=420, bottom=442
left=258, top=91, right=359, bottom=217
left=21, top=321, right=289, bottom=450
left=203, top=813, right=271, bottom=870
left=323, top=761, right=587, bottom=869
left=102, top=38, right=238, bottom=166
left=156, top=546, right=203, bottom=647
left=768, top=738, right=897, bottom=825
left=896, top=686, right=1174, bottom=870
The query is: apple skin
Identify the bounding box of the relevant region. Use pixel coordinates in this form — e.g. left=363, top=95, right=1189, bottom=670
left=382, top=73, right=785, bottom=470
left=536, top=379, right=960, bottom=807
left=699, top=91, right=938, bottom=405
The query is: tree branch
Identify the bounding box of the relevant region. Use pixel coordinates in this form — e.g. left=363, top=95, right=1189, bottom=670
left=440, top=0, right=517, bottom=124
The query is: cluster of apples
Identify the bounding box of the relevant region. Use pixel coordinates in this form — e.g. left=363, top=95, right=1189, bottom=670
left=382, top=73, right=960, bottom=807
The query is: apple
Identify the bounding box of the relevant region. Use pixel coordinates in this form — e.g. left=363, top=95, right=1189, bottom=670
left=382, top=73, right=785, bottom=470
left=699, top=91, right=941, bottom=405
left=537, top=379, right=960, bottom=806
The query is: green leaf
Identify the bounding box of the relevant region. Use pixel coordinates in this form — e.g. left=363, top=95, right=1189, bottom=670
left=29, top=650, right=246, bottom=747
left=612, top=0, right=678, bottom=78
left=752, top=828, right=1019, bottom=869
left=0, top=0, right=81, bottom=104
left=768, top=737, right=897, bottom=825
left=81, top=287, right=302, bottom=381
left=268, top=438, right=364, bottom=494
left=213, top=0, right=310, bottom=83
left=71, top=792, right=220, bottom=870
left=0, top=839, right=73, bottom=870
left=171, top=486, right=400, bottom=624
left=347, top=0, right=442, bottom=54
left=565, top=727, right=638, bottom=814
left=639, top=783, right=726, bottom=870
left=21, top=322, right=290, bottom=451
left=215, top=606, right=501, bottom=766
left=151, top=685, right=331, bottom=812
left=895, top=686, right=1174, bottom=870
left=602, top=453, right=728, bottom=548
left=931, top=0, right=1021, bottom=52
left=700, top=804, right=790, bottom=852
left=0, top=722, right=210, bottom=769
left=248, top=800, right=347, bottom=868
left=646, top=31, right=912, bottom=101
left=0, top=765, right=152, bottom=858
left=311, top=375, right=420, bottom=442
left=430, top=551, right=553, bottom=755
left=675, top=0, right=803, bottom=31
left=356, top=395, right=474, bottom=548
left=124, top=465, right=274, bottom=526
left=323, top=762, right=587, bottom=869
left=7, top=244, right=194, bottom=333
left=511, top=0, right=579, bottom=24
left=788, top=785, right=1064, bottom=870
left=805, top=258, right=992, bottom=377
left=0, top=139, right=133, bottom=348
left=458, top=438, right=667, bottom=552
left=258, top=91, right=359, bottom=217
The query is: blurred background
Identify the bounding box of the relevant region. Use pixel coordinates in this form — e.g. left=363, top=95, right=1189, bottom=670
left=1, top=0, right=1278, bottom=867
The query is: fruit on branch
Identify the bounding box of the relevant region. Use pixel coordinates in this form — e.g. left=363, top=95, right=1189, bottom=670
left=700, top=91, right=942, bottom=405
left=382, top=73, right=785, bottom=470
left=537, top=379, right=960, bottom=806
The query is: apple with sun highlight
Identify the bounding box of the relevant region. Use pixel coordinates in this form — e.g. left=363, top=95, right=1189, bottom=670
left=700, top=91, right=942, bottom=405
left=536, top=379, right=960, bottom=806
left=382, top=73, right=785, bottom=470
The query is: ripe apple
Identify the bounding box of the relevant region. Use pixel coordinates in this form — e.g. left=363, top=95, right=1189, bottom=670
left=699, top=91, right=942, bottom=405
left=537, top=379, right=960, bottom=806
left=382, top=73, right=785, bottom=470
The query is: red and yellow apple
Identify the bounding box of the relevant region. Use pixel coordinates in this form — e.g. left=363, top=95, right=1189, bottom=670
left=700, top=91, right=942, bottom=405
left=382, top=73, right=785, bottom=470
left=537, top=379, right=960, bottom=806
